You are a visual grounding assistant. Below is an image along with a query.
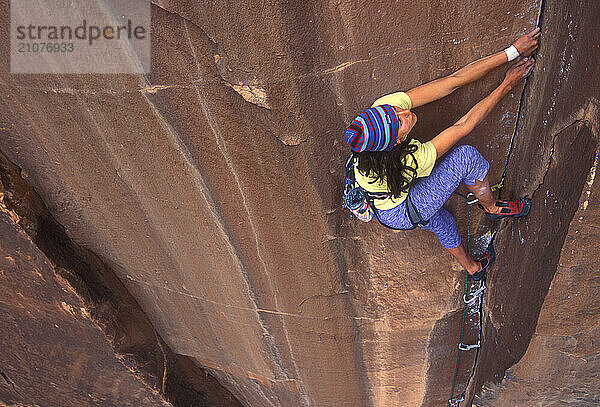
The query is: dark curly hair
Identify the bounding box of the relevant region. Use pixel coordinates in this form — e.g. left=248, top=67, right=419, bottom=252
left=355, top=138, right=419, bottom=198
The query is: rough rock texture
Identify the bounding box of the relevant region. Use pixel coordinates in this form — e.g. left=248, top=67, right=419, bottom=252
left=0, top=0, right=599, bottom=406
left=0, top=151, right=244, bottom=406
left=0, top=208, right=170, bottom=406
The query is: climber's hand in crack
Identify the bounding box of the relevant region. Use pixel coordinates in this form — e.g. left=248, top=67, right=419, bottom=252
left=512, top=27, right=541, bottom=57
left=503, top=57, right=536, bottom=88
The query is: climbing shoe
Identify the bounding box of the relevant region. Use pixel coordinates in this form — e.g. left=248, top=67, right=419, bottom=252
left=482, top=198, right=531, bottom=220
left=467, top=243, right=495, bottom=282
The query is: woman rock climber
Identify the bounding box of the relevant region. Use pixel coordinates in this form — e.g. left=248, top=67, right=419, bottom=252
left=345, top=28, right=541, bottom=280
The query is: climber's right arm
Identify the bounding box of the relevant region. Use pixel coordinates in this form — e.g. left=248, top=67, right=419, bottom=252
left=406, top=28, right=541, bottom=109
left=430, top=57, right=535, bottom=157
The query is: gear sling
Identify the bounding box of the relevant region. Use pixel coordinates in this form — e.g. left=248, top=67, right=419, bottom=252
left=343, top=154, right=429, bottom=229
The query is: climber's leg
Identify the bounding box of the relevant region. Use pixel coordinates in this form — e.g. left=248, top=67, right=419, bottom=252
left=408, top=145, right=489, bottom=274
left=409, top=144, right=490, bottom=221
left=446, top=243, right=482, bottom=275
left=464, top=174, right=499, bottom=213
left=422, top=207, right=481, bottom=275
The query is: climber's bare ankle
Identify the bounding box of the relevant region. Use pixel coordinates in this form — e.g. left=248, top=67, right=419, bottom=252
left=467, top=261, right=482, bottom=275
left=484, top=202, right=502, bottom=214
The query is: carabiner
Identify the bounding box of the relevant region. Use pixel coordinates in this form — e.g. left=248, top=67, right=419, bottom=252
left=458, top=342, right=480, bottom=351
left=465, top=193, right=479, bottom=205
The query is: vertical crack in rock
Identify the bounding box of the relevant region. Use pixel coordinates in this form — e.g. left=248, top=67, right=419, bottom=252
left=421, top=19, right=546, bottom=407
left=497, top=0, right=545, bottom=199
left=423, top=0, right=600, bottom=403
left=0, top=150, right=243, bottom=407
left=461, top=0, right=600, bottom=403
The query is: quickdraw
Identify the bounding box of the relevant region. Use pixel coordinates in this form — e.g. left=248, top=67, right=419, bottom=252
left=454, top=182, right=503, bottom=205
left=448, top=394, right=465, bottom=407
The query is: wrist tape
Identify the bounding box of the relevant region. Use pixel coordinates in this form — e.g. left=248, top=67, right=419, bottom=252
left=504, top=45, right=520, bottom=62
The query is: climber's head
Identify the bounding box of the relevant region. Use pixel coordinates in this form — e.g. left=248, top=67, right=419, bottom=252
left=345, top=104, right=417, bottom=152
left=392, top=106, right=417, bottom=144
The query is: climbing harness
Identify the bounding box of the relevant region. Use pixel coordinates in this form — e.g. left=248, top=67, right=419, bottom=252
left=342, top=154, right=428, bottom=230
left=447, top=184, right=502, bottom=407
left=405, top=192, right=429, bottom=228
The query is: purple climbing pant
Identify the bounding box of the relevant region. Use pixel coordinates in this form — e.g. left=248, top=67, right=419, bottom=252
left=377, top=145, right=490, bottom=249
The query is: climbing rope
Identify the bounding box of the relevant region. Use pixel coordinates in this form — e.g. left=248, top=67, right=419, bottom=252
left=448, top=183, right=501, bottom=406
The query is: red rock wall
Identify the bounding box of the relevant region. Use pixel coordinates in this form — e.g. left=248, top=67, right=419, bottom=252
left=0, top=208, right=170, bottom=406
left=2, top=0, right=598, bottom=406
left=0, top=151, right=244, bottom=406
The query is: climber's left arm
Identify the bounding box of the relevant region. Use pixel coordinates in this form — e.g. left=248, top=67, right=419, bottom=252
left=430, top=57, right=535, bottom=157
left=406, top=27, right=541, bottom=109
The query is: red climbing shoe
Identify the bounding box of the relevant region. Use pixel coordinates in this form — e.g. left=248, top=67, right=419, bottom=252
left=467, top=243, right=495, bottom=282
left=484, top=198, right=531, bottom=220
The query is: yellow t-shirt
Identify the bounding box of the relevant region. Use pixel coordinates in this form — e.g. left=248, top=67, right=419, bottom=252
left=372, top=91, right=413, bottom=110
left=353, top=92, right=437, bottom=210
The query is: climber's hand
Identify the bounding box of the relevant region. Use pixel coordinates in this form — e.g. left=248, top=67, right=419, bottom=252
left=512, top=27, right=541, bottom=57
left=503, top=57, right=535, bottom=87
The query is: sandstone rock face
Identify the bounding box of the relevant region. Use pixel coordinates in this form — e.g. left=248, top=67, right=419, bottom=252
left=0, top=0, right=598, bottom=406
left=0, top=151, right=244, bottom=406
left=0, top=209, right=170, bottom=406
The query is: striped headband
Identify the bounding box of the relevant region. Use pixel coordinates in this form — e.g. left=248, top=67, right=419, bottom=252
left=345, top=104, right=399, bottom=152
